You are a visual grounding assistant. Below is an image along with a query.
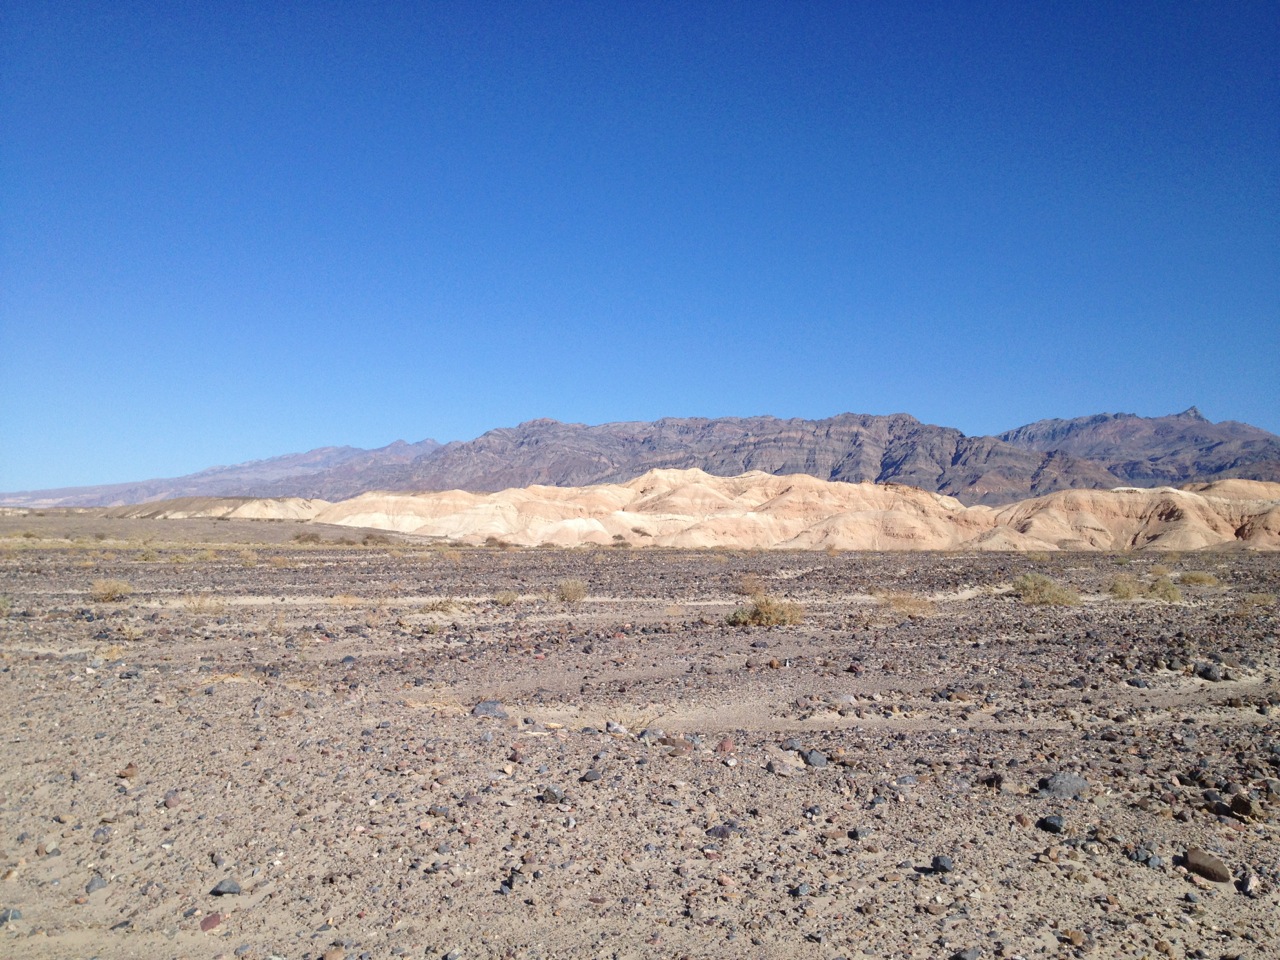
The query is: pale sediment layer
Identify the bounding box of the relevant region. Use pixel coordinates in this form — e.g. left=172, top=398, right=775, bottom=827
left=104, top=471, right=1280, bottom=551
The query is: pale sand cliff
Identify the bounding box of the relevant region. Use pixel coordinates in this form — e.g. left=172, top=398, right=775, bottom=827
left=91, top=470, right=1280, bottom=551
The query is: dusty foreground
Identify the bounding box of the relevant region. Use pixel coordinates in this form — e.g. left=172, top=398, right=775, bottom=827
left=0, top=523, right=1278, bottom=959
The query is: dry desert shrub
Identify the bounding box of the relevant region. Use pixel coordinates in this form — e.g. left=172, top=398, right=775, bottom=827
left=874, top=590, right=937, bottom=618
left=267, top=555, right=292, bottom=569
left=726, top=595, right=805, bottom=627
left=1109, top=575, right=1182, bottom=602
left=194, top=548, right=219, bottom=562
left=421, top=597, right=459, bottom=613
left=1011, top=573, right=1078, bottom=606
left=238, top=549, right=259, bottom=568
left=1178, top=570, right=1220, bottom=587
left=1108, top=576, right=1141, bottom=600
left=1234, top=592, right=1276, bottom=616
left=735, top=573, right=765, bottom=597
left=1146, top=577, right=1183, bottom=603
left=0, top=595, right=12, bottom=617
left=1150, top=564, right=1172, bottom=577
left=493, top=590, right=519, bottom=607
left=183, top=593, right=227, bottom=616
left=557, top=579, right=588, bottom=604
left=293, top=531, right=322, bottom=544
left=90, top=579, right=133, bottom=603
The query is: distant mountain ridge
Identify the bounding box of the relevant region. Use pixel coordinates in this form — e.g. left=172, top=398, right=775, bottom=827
left=997, top=407, right=1280, bottom=485
left=4, top=409, right=1277, bottom=508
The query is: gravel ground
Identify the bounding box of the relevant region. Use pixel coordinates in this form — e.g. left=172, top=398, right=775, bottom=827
left=0, top=521, right=1277, bottom=959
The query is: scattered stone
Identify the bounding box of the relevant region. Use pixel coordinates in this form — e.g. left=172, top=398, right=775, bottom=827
left=0, top=908, right=21, bottom=925
left=85, top=876, right=107, bottom=894
left=539, top=785, right=565, bottom=803
left=1037, top=772, right=1089, bottom=800
left=200, top=912, right=223, bottom=931
left=579, top=769, right=602, bottom=783
left=471, top=700, right=508, bottom=719
left=931, top=855, right=954, bottom=873
left=1036, top=815, right=1065, bottom=834
left=1237, top=872, right=1262, bottom=897
left=952, top=948, right=982, bottom=960
left=802, top=749, right=828, bottom=768
left=1184, top=847, right=1231, bottom=883
left=1195, top=662, right=1224, bottom=682
left=211, top=878, right=242, bottom=896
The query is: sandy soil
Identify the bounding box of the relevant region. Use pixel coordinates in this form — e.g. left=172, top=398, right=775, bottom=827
left=0, top=520, right=1277, bottom=959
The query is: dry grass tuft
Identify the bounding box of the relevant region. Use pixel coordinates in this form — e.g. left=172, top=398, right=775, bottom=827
left=726, top=595, right=805, bottom=627
left=90, top=579, right=133, bottom=603
left=873, top=590, right=936, bottom=618
left=1109, top=574, right=1182, bottom=602
left=1178, top=570, right=1220, bottom=587
left=493, top=590, right=519, bottom=607
left=1146, top=577, right=1183, bottom=603
left=556, top=579, right=588, bottom=604
left=1011, top=573, right=1078, bottom=606
left=182, top=593, right=227, bottom=616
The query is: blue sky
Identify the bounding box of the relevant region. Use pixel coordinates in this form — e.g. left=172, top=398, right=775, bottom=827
left=2, top=1, right=1277, bottom=491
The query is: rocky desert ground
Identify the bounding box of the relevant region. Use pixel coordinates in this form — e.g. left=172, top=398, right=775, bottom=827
left=0, top=514, right=1277, bottom=960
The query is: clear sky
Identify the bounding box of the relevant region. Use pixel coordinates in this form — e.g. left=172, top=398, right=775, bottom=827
left=2, top=1, right=1277, bottom=491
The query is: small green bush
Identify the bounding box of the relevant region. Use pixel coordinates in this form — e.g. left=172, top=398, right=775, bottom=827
left=727, top=595, right=805, bottom=627
left=1011, top=573, right=1078, bottom=606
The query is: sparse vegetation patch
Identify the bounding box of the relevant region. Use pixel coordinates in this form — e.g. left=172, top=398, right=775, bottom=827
left=727, top=595, right=805, bottom=627
left=90, top=578, right=133, bottom=602
left=1011, top=573, right=1078, bottom=606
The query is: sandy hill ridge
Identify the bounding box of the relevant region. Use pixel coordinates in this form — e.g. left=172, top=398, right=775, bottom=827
left=93, top=470, right=1280, bottom=552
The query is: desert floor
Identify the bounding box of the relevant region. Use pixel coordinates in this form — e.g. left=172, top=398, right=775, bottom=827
left=0, top=516, right=1277, bottom=959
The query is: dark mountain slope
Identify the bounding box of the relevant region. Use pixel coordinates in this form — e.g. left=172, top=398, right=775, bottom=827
left=999, top=408, right=1280, bottom=485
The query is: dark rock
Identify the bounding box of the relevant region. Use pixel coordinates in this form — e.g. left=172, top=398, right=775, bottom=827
left=1195, top=663, right=1224, bottom=682
left=952, top=949, right=982, bottom=960
left=802, top=750, right=828, bottom=768
left=471, top=700, right=508, bottom=719
left=1037, top=772, right=1089, bottom=799
left=211, top=878, right=242, bottom=896
left=579, top=769, right=602, bottom=783
left=1036, top=815, right=1065, bottom=834
left=85, top=876, right=107, bottom=894
left=1184, top=847, right=1231, bottom=883
left=0, top=908, right=21, bottom=925
left=931, top=855, right=954, bottom=873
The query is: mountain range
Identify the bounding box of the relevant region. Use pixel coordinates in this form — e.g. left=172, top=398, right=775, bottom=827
left=5, top=407, right=1278, bottom=508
